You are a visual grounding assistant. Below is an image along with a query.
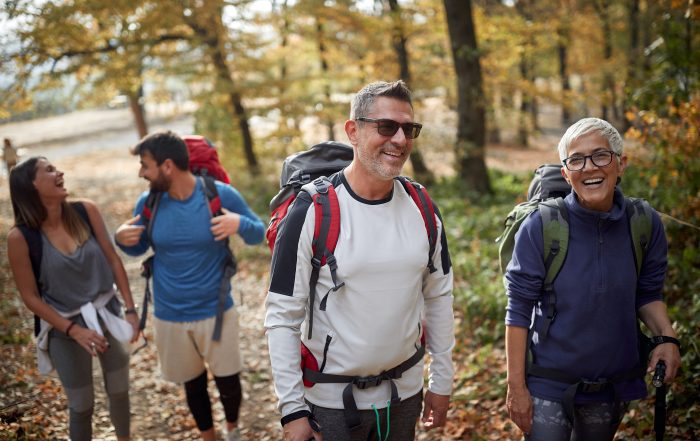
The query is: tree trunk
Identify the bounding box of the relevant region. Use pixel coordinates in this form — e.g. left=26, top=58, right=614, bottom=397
left=386, top=0, right=433, bottom=184
left=186, top=7, right=259, bottom=172
left=127, top=85, right=148, bottom=139
left=597, top=0, right=619, bottom=123
left=315, top=16, right=335, bottom=141
left=558, top=40, right=571, bottom=126
left=443, top=0, right=491, bottom=193
left=623, top=0, right=640, bottom=131
left=518, top=56, right=530, bottom=147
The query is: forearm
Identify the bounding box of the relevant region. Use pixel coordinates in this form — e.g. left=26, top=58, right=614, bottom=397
left=424, top=293, right=455, bottom=395
left=506, top=325, right=529, bottom=388
left=638, top=300, right=677, bottom=337
left=265, top=292, right=309, bottom=416
left=23, top=293, right=73, bottom=334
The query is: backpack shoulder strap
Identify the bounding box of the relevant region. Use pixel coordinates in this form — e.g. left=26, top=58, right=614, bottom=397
left=396, top=176, right=438, bottom=273
left=18, top=225, right=43, bottom=337
left=536, top=197, right=569, bottom=340
left=539, top=197, right=569, bottom=286
left=625, top=197, right=653, bottom=276
left=141, top=191, right=162, bottom=246
left=200, top=175, right=223, bottom=216
left=300, top=176, right=343, bottom=340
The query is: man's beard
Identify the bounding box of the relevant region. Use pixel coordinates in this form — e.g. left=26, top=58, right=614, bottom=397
left=149, top=174, right=170, bottom=192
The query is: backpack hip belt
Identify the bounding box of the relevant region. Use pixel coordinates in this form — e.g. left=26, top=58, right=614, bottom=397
left=527, top=360, right=644, bottom=426
left=302, top=345, right=425, bottom=430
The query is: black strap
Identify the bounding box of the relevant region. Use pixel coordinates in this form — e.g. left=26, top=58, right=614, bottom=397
left=303, top=345, right=425, bottom=430
left=528, top=361, right=642, bottom=426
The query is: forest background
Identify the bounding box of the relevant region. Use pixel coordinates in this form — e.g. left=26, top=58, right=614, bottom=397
left=0, top=0, right=698, bottom=439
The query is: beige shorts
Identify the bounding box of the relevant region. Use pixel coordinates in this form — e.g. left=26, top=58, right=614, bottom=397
left=154, top=307, right=242, bottom=383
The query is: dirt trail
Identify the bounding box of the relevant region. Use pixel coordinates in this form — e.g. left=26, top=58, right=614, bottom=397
left=0, top=105, right=564, bottom=440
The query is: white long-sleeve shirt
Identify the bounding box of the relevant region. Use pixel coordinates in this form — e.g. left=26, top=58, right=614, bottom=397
left=265, top=172, right=455, bottom=418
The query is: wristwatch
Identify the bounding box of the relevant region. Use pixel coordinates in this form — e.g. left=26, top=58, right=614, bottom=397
left=124, top=307, right=138, bottom=315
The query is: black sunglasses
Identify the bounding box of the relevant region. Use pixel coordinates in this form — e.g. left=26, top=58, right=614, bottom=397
left=356, top=117, right=422, bottom=139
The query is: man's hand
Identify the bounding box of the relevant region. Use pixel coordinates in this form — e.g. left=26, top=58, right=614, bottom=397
left=422, top=390, right=450, bottom=429
left=210, top=208, right=240, bottom=241
left=283, top=418, right=322, bottom=441
left=648, top=342, right=682, bottom=384
left=115, top=215, right=145, bottom=246
left=506, top=384, right=533, bottom=435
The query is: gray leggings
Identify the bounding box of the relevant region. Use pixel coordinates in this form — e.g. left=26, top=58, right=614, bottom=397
left=307, top=390, right=423, bottom=441
left=48, top=328, right=130, bottom=441
left=526, top=397, right=629, bottom=441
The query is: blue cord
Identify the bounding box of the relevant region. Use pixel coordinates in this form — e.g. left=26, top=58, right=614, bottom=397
left=371, top=401, right=391, bottom=441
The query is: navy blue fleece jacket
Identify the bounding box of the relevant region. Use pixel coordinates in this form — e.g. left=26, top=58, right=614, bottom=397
left=505, top=188, right=667, bottom=403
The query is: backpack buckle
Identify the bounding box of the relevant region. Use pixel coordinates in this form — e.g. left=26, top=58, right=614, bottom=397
left=579, top=378, right=608, bottom=393
left=311, top=257, right=322, bottom=269
left=354, top=374, right=384, bottom=390
left=312, top=177, right=330, bottom=194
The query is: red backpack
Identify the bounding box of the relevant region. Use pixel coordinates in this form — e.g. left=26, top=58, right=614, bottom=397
left=183, top=135, right=231, bottom=184
left=266, top=141, right=440, bottom=340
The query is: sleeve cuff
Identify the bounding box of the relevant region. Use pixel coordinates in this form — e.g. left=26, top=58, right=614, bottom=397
left=280, top=409, right=311, bottom=427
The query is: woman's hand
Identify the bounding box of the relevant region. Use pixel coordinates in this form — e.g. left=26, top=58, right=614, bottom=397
left=124, top=311, right=140, bottom=343
left=507, top=384, right=533, bottom=435
left=68, top=324, right=109, bottom=356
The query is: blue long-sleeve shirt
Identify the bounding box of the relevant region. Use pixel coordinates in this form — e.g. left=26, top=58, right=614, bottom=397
left=505, top=188, right=668, bottom=403
left=118, top=178, right=265, bottom=322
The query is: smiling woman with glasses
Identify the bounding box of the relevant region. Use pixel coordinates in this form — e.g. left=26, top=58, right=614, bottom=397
left=562, top=150, right=620, bottom=171
left=505, top=117, right=681, bottom=441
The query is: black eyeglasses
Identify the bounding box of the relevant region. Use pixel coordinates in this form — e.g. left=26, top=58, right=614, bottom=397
left=563, top=150, right=620, bottom=171
left=356, top=117, right=422, bottom=139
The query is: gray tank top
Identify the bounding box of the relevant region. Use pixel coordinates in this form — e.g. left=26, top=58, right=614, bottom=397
left=39, top=234, right=116, bottom=313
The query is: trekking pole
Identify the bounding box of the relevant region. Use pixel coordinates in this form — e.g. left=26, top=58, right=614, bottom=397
left=652, top=361, right=667, bottom=441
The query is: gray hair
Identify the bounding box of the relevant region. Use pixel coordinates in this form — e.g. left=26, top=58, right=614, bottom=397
left=350, top=80, right=413, bottom=119
left=557, top=117, right=623, bottom=161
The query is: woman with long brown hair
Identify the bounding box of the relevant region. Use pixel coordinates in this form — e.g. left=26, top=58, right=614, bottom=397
left=7, top=156, right=140, bottom=441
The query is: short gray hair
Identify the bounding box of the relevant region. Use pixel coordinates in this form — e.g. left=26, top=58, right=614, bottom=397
left=557, top=118, right=623, bottom=161
left=350, top=80, right=413, bottom=119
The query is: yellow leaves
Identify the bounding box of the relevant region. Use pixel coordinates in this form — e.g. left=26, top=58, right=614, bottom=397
left=649, top=174, right=659, bottom=189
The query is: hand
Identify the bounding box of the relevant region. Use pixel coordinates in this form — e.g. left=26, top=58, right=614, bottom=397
left=69, top=325, right=109, bottom=356
left=115, top=214, right=145, bottom=247
left=124, top=311, right=140, bottom=343
left=506, top=384, right=533, bottom=435
left=283, top=418, right=322, bottom=441
left=422, top=390, right=450, bottom=429
left=210, top=208, right=240, bottom=241
left=648, top=342, right=681, bottom=384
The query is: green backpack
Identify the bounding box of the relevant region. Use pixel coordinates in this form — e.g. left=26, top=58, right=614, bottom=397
left=496, top=164, right=669, bottom=432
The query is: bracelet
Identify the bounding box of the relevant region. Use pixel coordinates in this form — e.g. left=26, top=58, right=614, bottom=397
left=651, top=335, right=681, bottom=353
left=124, top=307, right=137, bottom=315
left=65, top=321, right=76, bottom=336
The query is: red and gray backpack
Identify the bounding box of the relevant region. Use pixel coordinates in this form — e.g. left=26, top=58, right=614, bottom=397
left=267, top=141, right=440, bottom=340
left=267, top=141, right=441, bottom=429
left=138, top=136, right=236, bottom=341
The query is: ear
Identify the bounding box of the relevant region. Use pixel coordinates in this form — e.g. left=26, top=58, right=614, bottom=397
left=618, top=154, right=628, bottom=175
left=345, top=119, right=359, bottom=146
left=560, top=165, right=570, bottom=183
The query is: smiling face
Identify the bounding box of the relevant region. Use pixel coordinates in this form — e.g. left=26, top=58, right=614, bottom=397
left=347, top=96, right=415, bottom=181
left=561, top=131, right=627, bottom=212
left=32, top=158, right=68, bottom=200
left=139, top=151, right=171, bottom=192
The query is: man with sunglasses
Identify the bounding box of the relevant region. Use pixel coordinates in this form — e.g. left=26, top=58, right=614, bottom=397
left=266, top=80, right=455, bottom=441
